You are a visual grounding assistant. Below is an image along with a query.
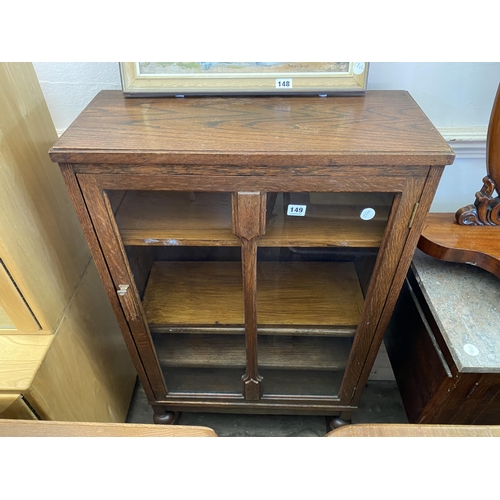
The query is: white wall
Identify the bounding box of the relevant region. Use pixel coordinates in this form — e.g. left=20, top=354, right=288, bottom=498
left=33, top=62, right=500, bottom=212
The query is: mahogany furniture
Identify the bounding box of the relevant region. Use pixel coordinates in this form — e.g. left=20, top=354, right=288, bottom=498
left=419, top=84, right=500, bottom=276
left=385, top=249, right=500, bottom=424
left=50, top=90, right=454, bottom=426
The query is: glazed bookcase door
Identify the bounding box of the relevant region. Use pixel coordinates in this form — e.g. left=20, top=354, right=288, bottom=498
left=256, top=192, right=395, bottom=400
left=108, top=189, right=248, bottom=397
left=76, top=167, right=438, bottom=415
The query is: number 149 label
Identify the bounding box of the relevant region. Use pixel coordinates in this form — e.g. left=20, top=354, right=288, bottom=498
left=287, top=204, right=307, bottom=216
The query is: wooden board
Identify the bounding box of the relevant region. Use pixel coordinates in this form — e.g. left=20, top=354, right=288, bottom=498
left=160, top=367, right=343, bottom=396
left=49, top=91, right=454, bottom=167
left=155, top=334, right=351, bottom=370
left=418, top=212, right=500, bottom=279
left=0, top=63, right=91, bottom=331
left=263, top=214, right=387, bottom=247
left=0, top=335, right=53, bottom=391
left=116, top=191, right=238, bottom=246
left=326, top=423, right=500, bottom=437
left=116, top=190, right=390, bottom=247
left=0, top=419, right=217, bottom=437
left=143, top=261, right=364, bottom=329
left=25, top=261, right=136, bottom=422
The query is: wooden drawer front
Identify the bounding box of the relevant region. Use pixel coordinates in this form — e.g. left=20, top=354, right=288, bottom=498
left=0, top=260, right=40, bottom=333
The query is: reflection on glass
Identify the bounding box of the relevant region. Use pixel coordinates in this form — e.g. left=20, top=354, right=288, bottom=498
left=257, top=192, right=394, bottom=398
left=109, top=189, right=245, bottom=397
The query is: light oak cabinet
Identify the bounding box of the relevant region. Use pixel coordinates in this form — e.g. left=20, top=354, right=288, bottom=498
left=0, top=63, right=136, bottom=422
left=51, top=90, right=454, bottom=426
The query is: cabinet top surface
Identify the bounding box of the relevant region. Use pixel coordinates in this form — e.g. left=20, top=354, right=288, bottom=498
left=50, top=90, right=454, bottom=167
left=412, top=250, right=500, bottom=373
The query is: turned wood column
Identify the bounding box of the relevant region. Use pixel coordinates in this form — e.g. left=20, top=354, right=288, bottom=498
left=232, top=192, right=267, bottom=400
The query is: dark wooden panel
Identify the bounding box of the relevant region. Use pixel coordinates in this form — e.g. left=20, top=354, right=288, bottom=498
left=155, top=334, right=351, bottom=371
left=159, top=367, right=343, bottom=397
left=384, top=280, right=452, bottom=422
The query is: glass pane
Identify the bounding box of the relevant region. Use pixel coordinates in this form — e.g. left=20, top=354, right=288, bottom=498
left=110, top=190, right=245, bottom=396
left=257, top=192, right=395, bottom=398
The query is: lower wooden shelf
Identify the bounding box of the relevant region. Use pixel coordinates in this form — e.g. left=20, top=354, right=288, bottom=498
left=159, top=367, right=344, bottom=397
left=154, top=333, right=351, bottom=370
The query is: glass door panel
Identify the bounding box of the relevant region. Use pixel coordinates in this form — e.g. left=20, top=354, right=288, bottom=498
left=110, top=190, right=245, bottom=396
left=257, top=192, right=395, bottom=398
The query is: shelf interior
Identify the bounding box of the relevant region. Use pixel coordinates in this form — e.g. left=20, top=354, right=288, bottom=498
left=155, top=333, right=351, bottom=371
left=114, top=190, right=392, bottom=247
left=115, top=191, right=238, bottom=246
left=158, top=367, right=343, bottom=397
left=142, top=261, right=364, bottom=333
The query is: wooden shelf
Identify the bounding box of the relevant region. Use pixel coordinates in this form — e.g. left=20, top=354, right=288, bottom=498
left=143, top=261, right=364, bottom=332
left=155, top=334, right=351, bottom=371
left=262, top=193, right=391, bottom=247
left=115, top=190, right=390, bottom=248
left=159, top=367, right=343, bottom=397
left=116, top=191, right=238, bottom=246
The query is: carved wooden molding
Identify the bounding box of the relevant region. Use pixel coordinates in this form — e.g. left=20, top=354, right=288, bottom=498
left=456, top=175, right=500, bottom=226
left=456, top=85, right=500, bottom=227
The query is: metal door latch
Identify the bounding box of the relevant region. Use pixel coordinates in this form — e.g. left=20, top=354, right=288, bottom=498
left=117, top=284, right=129, bottom=296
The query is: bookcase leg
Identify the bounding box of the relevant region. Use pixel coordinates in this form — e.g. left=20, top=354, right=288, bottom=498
left=326, top=414, right=352, bottom=431
left=153, top=407, right=179, bottom=425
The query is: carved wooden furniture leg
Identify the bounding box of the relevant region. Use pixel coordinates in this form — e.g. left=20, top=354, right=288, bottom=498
left=153, top=407, right=179, bottom=425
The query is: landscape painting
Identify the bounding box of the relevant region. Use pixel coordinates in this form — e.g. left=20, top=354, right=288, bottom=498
left=120, top=62, right=368, bottom=96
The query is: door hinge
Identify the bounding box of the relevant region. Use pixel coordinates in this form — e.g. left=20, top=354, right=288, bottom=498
left=408, top=202, right=419, bottom=229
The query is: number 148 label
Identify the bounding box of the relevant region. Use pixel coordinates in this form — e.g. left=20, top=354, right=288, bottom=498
left=276, top=78, right=293, bottom=89
left=287, top=204, right=307, bottom=216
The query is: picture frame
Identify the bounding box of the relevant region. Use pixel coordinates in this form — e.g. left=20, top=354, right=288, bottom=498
left=119, top=62, right=369, bottom=96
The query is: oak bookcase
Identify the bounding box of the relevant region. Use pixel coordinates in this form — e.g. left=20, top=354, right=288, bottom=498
left=50, top=90, right=454, bottom=426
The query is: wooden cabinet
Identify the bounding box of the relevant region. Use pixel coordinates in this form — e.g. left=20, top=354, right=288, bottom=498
left=51, top=90, right=454, bottom=425
left=0, top=63, right=136, bottom=422
left=385, top=249, right=500, bottom=424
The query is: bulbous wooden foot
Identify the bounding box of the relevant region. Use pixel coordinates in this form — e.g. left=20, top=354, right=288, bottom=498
left=326, top=416, right=352, bottom=431
left=153, top=408, right=179, bottom=425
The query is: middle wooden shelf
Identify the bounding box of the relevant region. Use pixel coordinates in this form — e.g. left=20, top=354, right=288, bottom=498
left=142, top=260, right=364, bottom=336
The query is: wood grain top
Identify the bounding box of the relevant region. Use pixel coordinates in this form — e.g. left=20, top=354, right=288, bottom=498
left=418, top=212, right=500, bottom=279
left=50, top=90, right=454, bottom=167
left=325, top=423, right=500, bottom=437
left=0, top=419, right=217, bottom=437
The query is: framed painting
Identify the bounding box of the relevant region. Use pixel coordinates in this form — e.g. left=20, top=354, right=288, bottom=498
left=119, top=62, right=369, bottom=96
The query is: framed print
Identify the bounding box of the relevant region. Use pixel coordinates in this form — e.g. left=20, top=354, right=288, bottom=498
left=119, top=62, right=369, bottom=96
